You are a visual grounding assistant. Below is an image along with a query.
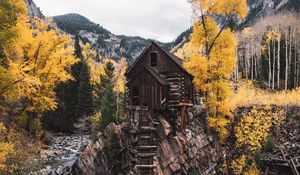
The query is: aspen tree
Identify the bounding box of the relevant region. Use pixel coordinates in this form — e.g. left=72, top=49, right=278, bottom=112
left=186, top=0, right=248, bottom=142
left=4, top=0, right=78, bottom=136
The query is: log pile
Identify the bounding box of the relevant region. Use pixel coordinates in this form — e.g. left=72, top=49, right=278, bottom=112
left=264, top=148, right=300, bottom=175
left=262, top=106, right=300, bottom=175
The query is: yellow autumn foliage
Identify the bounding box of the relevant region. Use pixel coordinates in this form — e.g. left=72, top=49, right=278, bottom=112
left=0, top=66, right=18, bottom=104
left=235, top=106, right=284, bottom=151
left=207, top=116, right=230, bottom=142
left=0, top=123, right=14, bottom=171
left=189, top=0, right=248, bottom=20
left=185, top=25, right=237, bottom=141
left=231, top=155, right=246, bottom=175
left=4, top=3, right=78, bottom=112
left=185, top=0, right=247, bottom=142
left=244, top=163, right=260, bottom=175
left=82, top=43, right=105, bottom=85
left=114, top=58, right=128, bottom=94
left=231, top=155, right=261, bottom=175
left=231, top=81, right=300, bottom=107
left=174, top=41, right=194, bottom=60
left=184, top=51, right=208, bottom=91
left=191, top=16, right=219, bottom=49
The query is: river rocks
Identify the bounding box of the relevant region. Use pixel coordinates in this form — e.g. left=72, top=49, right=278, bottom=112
left=37, top=134, right=90, bottom=175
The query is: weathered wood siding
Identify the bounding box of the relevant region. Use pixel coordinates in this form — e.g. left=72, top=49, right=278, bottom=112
left=127, top=44, right=183, bottom=78
left=129, top=69, right=168, bottom=109
left=126, top=42, right=195, bottom=110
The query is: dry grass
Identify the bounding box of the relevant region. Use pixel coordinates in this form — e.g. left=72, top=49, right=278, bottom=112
left=230, top=81, right=300, bottom=108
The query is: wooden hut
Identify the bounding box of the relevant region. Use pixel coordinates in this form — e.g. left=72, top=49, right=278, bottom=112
left=125, top=41, right=195, bottom=175
left=126, top=41, right=194, bottom=110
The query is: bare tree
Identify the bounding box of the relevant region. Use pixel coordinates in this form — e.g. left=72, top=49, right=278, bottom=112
left=285, top=31, right=289, bottom=91
left=276, top=32, right=281, bottom=89
left=272, top=39, right=276, bottom=90
left=237, top=12, right=300, bottom=90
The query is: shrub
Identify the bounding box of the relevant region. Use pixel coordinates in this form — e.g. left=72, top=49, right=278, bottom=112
left=263, top=136, right=275, bottom=152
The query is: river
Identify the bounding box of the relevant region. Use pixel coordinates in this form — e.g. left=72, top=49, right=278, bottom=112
left=34, top=134, right=90, bottom=175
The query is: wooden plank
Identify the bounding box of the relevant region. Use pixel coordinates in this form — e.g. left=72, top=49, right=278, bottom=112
left=135, top=165, right=156, bottom=168
left=178, top=102, right=193, bottom=107
left=281, top=149, right=286, bottom=160
left=137, top=153, right=156, bottom=157
left=290, top=157, right=300, bottom=175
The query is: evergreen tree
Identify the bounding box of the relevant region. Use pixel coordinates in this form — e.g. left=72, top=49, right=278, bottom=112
left=45, top=36, right=94, bottom=131
left=73, top=36, right=94, bottom=118
left=105, top=131, right=122, bottom=173
left=97, top=61, right=117, bottom=131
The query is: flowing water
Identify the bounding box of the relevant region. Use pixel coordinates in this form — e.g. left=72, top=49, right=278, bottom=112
left=34, top=134, right=90, bottom=175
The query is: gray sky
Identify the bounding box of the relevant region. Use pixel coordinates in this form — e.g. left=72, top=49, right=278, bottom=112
left=34, top=0, right=192, bottom=42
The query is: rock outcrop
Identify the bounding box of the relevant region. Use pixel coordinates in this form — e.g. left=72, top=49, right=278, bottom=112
left=26, top=0, right=45, bottom=20
left=70, top=136, right=113, bottom=175
left=69, top=123, right=125, bottom=175
left=154, top=106, right=218, bottom=175
left=69, top=105, right=218, bottom=175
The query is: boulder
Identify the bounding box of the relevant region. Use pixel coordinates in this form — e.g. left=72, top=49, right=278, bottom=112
left=192, top=105, right=203, bottom=117
left=70, top=137, right=114, bottom=175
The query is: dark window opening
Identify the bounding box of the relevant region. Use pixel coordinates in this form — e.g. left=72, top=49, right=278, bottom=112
left=132, top=86, right=139, bottom=106
left=150, top=52, right=158, bottom=67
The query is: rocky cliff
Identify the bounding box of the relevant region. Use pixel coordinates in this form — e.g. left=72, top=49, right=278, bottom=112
left=68, top=105, right=219, bottom=175
left=26, top=0, right=44, bottom=19
left=153, top=110, right=218, bottom=175
left=67, top=106, right=300, bottom=175
left=241, top=0, right=300, bottom=27
left=70, top=136, right=114, bottom=175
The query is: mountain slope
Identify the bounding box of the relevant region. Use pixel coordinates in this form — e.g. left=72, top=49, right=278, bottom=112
left=26, top=0, right=44, bottom=19
left=241, top=0, right=300, bottom=27
left=53, top=14, right=172, bottom=63
left=171, top=0, right=300, bottom=52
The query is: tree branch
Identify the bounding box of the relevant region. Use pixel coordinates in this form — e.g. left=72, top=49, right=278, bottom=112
left=0, top=78, right=24, bottom=95
left=207, top=15, right=232, bottom=56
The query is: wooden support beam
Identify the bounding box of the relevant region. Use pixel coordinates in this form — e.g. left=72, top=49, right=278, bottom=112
left=178, top=102, right=193, bottom=107
left=181, top=106, right=187, bottom=130
left=136, top=145, right=157, bottom=150
left=290, top=157, right=300, bottom=175
left=136, top=153, right=156, bottom=157
left=135, top=165, right=156, bottom=168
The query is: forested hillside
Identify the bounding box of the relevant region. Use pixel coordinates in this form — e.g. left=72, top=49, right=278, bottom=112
left=53, top=13, right=172, bottom=63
